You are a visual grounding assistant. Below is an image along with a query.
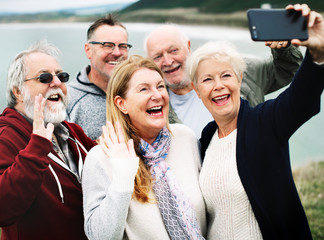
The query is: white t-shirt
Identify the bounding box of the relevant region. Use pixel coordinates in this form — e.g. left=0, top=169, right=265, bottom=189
left=168, top=89, right=213, bottom=138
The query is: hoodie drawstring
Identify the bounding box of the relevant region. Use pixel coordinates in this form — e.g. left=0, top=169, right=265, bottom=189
left=49, top=164, right=64, bottom=203
left=48, top=137, right=88, bottom=204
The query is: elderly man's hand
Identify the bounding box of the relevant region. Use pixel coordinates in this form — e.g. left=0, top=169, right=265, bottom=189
left=32, top=94, right=54, bottom=141
left=265, top=41, right=289, bottom=49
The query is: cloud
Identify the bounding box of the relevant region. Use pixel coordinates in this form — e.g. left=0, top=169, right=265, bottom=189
left=0, top=0, right=137, bottom=13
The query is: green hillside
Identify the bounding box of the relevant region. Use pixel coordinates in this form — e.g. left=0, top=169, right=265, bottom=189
left=123, top=0, right=324, bottom=13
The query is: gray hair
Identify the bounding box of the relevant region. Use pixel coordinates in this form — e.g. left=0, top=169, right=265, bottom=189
left=143, top=23, right=189, bottom=56
left=6, top=39, right=61, bottom=108
left=186, top=41, right=246, bottom=87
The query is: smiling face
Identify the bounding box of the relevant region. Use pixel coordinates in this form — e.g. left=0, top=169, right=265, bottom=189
left=146, top=26, right=191, bottom=90
left=115, top=68, right=169, bottom=143
left=194, top=58, right=241, bottom=125
left=85, top=25, right=129, bottom=82
left=20, top=52, right=68, bottom=124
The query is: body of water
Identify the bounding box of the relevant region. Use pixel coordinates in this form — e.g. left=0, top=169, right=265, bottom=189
left=0, top=22, right=322, bottom=167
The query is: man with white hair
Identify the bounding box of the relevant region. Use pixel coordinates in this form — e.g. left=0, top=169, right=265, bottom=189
left=0, top=40, right=95, bottom=240
left=145, top=24, right=303, bottom=137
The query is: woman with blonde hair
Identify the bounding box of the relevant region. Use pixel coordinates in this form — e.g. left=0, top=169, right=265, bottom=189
left=82, top=55, right=206, bottom=240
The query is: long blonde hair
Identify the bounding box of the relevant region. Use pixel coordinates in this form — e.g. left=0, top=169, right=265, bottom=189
left=106, top=55, right=166, bottom=203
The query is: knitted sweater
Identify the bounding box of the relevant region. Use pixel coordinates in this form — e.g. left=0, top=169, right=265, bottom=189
left=200, top=52, right=323, bottom=240
left=82, top=124, right=206, bottom=240
left=67, top=65, right=106, bottom=140
left=200, top=129, right=262, bottom=239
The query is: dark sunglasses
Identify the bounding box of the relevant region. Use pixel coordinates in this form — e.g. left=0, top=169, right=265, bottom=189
left=24, top=72, right=70, bottom=84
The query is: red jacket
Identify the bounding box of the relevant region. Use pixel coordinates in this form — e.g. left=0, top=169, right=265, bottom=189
left=0, top=108, right=95, bottom=240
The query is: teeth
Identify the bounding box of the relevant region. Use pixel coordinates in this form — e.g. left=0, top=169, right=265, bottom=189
left=213, top=95, right=228, bottom=101
left=48, top=94, right=59, bottom=99
left=109, top=61, right=119, bottom=65
left=148, top=106, right=162, bottom=111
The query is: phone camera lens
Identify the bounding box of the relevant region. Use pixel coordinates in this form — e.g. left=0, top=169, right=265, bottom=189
left=252, top=30, right=258, bottom=39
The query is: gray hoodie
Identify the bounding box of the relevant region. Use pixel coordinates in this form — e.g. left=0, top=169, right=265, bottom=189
left=67, top=65, right=106, bottom=140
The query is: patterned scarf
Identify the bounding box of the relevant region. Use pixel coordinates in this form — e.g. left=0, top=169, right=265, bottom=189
left=139, top=127, right=205, bottom=240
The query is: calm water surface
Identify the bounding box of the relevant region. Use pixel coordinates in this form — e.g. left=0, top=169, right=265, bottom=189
left=0, top=22, right=322, bottom=166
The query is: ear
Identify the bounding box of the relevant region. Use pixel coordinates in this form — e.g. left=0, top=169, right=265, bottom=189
left=191, top=82, right=201, bottom=99
left=114, top=96, right=128, bottom=114
left=187, top=40, right=191, bottom=53
left=238, top=73, right=243, bottom=87
left=84, top=43, right=92, bottom=60
left=13, top=87, right=24, bottom=102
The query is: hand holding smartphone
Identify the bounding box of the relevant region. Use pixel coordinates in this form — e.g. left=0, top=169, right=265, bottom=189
left=247, top=9, right=308, bottom=41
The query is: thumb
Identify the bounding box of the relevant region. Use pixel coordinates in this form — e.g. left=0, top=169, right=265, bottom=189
left=46, top=123, right=55, bottom=141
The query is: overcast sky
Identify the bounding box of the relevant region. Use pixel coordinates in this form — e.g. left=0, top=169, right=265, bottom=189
left=0, top=0, right=137, bottom=13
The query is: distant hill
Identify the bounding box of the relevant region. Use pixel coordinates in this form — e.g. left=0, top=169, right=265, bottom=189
left=123, top=0, right=324, bottom=13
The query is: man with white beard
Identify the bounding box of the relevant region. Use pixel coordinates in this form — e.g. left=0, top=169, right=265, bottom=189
left=0, top=40, right=95, bottom=240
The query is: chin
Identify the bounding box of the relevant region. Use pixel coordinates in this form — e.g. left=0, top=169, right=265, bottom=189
left=44, top=103, right=67, bottom=124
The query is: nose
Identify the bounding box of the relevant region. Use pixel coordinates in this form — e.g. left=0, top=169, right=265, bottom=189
left=162, top=53, right=173, bottom=66
left=213, top=78, right=224, bottom=91
left=151, top=88, right=162, bottom=101
left=111, top=45, right=122, bottom=56
left=50, top=75, right=62, bottom=87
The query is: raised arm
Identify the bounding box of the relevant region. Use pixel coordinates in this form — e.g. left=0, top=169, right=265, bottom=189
left=0, top=95, right=53, bottom=225
left=241, top=43, right=303, bottom=106
left=82, top=122, right=139, bottom=240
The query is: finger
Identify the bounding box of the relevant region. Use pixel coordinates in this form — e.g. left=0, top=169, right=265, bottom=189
left=45, top=123, right=54, bottom=141
left=265, top=41, right=272, bottom=46
left=33, top=94, right=45, bottom=129
left=107, top=121, right=118, bottom=144
left=285, top=4, right=294, bottom=10
left=300, top=4, right=310, bottom=16
left=307, top=11, right=319, bottom=28
left=99, top=136, right=111, bottom=157
left=127, top=139, right=137, bottom=158
left=102, top=125, right=113, bottom=148
left=291, top=39, right=303, bottom=47
left=276, top=41, right=284, bottom=48
left=115, top=121, right=126, bottom=144
left=281, top=41, right=288, bottom=48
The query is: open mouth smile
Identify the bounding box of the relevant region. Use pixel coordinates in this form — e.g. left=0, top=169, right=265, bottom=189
left=146, top=106, right=163, bottom=116
left=47, top=94, right=61, bottom=102
left=212, top=94, right=230, bottom=105
left=164, top=65, right=181, bottom=74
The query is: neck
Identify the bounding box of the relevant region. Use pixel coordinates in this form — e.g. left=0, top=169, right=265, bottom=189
left=88, top=70, right=109, bottom=92
left=216, top=117, right=238, bottom=138
left=169, top=84, right=193, bottom=95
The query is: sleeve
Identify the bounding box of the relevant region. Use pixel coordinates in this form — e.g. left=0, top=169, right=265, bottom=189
left=82, top=146, right=135, bottom=240
left=168, top=103, right=182, bottom=124
left=263, top=51, right=324, bottom=141
left=242, top=45, right=303, bottom=106
left=0, top=132, right=52, bottom=225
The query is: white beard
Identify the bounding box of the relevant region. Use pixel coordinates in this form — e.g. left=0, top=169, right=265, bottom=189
left=22, top=87, right=68, bottom=125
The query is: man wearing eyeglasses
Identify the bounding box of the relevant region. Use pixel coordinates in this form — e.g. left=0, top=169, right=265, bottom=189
left=67, top=14, right=131, bottom=140
left=0, top=40, right=95, bottom=240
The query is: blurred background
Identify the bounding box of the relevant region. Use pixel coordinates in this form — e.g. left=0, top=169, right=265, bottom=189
left=0, top=0, right=323, bottom=238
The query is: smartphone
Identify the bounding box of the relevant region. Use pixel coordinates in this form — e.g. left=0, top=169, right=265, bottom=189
left=247, top=9, right=308, bottom=41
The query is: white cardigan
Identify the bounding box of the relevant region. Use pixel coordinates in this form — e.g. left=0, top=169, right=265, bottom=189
left=82, top=124, right=207, bottom=240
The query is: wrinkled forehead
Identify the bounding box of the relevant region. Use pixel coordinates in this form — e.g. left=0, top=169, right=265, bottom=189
left=25, top=52, right=61, bottom=74
left=146, top=29, right=187, bottom=56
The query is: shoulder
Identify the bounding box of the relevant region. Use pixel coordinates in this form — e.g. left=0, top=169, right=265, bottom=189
left=83, top=145, right=107, bottom=171
left=170, top=123, right=196, bottom=140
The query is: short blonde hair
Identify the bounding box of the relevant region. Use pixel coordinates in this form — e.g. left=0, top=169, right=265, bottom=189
left=186, top=41, right=246, bottom=87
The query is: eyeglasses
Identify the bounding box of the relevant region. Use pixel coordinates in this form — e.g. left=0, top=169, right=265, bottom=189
left=88, top=41, right=132, bottom=53
left=24, top=72, right=70, bottom=84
